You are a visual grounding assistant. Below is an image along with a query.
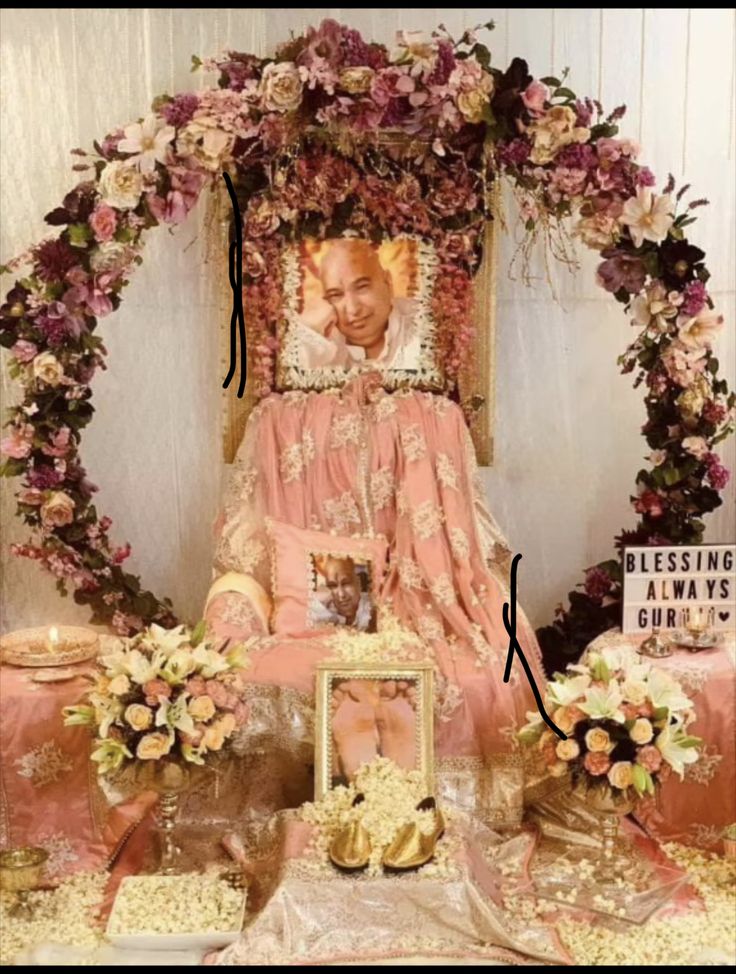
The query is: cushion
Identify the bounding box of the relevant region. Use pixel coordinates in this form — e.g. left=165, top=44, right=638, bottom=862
left=266, top=519, right=388, bottom=636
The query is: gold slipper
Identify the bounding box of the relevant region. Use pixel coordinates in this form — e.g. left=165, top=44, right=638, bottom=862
left=382, top=797, right=445, bottom=872
left=329, top=793, right=371, bottom=872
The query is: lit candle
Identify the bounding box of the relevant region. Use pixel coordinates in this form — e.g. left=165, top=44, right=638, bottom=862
left=686, top=607, right=707, bottom=635
left=46, top=626, right=60, bottom=653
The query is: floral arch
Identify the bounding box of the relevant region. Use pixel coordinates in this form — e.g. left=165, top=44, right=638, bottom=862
left=1, top=20, right=733, bottom=672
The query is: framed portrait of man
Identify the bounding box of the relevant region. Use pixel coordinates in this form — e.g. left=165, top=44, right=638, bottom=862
left=314, top=662, right=434, bottom=800
left=308, top=551, right=378, bottom=633
left=277, top=235, right=445, bottom=393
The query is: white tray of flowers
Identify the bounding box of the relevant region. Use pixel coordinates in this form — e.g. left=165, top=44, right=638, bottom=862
left=106, top=873, right=246, bottom=951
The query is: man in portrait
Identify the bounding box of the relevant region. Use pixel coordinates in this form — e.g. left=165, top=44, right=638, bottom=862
left=310, top=554, right=377, bottom=632
left=295, top=238, right=422, bottom=372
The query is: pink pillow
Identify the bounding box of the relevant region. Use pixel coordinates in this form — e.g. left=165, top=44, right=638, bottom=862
left=266, top=519, right=388, bottom=636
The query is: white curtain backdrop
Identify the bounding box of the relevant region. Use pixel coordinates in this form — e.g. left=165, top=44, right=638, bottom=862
left=1, top=8, right=734, bottom=635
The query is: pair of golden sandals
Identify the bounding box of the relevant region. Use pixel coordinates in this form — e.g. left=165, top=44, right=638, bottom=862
left=329, top=795, right=445, bottom=873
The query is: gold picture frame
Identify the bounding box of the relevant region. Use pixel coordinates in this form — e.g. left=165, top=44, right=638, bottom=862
left=314, top=661, right=434, bottom=801
left=214, top=189, right=497, bottom=466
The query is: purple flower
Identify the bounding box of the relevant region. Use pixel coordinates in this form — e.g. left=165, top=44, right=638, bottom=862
left=596, top=248, right=647, bottom=295
left=681, top=280, right=708, bottom=317
left=426, top=40, right=455, bottom=85
left=28, top=465, right=63, bottom=490
left=636, top=167, right=656, bottom=187
left=34, top=239, right=78, bottom=283
left=705, top=453, right=730, bottom=490
left=584, top=566, right=612, bottom=602
left=161, top=93, right=199, bottom=128
left=574, top=98, right=593, bottom=127
left=556, top=142, right=597, bottom=170
left=497, top=138, right=531, bottom=168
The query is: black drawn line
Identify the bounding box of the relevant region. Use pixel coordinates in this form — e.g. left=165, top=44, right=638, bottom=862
left=222, top=171, right=247, bottom=398
left=502, top=553, right=566, bottom=740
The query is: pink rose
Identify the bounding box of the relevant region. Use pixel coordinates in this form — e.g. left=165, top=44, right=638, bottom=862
left=636, top=745, right=662, bottom=773
left=41, top=426, right=72, bottom=458
left=143, top=678, right=172, bottom=705
left=11, top=340, right=38, bottom=363
left=636, top=702, right=654, bottom=718
left=521, top=79, right=550, bottom=116
left=621, top=703, right=639, bottom=721
left=205, top=680, right=229, bottom=708
left=186, top=675, right=208, bottom=698
left=583, top=751, right=611, bottom=776
left=0, top=423, right=34, bottom=459
left=89, top=204, right=118, bottom=243
left=18, top=487, right=45, bottom=506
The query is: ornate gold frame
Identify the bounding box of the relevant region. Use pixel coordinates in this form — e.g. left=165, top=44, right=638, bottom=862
left=213, top=187, right=497, bottom=467
left=314, top=661, right=434, bottom=801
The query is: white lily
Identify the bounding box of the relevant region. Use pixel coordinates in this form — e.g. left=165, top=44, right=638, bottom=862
left=142, top=623, right=190, bottom=657
left=117, top=115, right=175, bottom=173
left=90, top=694, right=124, bottom=739
left=578, top=682, right=625, bottom=722
left=548, top=674, right=591, bottom=707
left=125, top=648, right=159, bottom=685
left=160, top=648, right=197, bottom=685
left=655, top=720, right=700, bottom=778
left=99, top=649, right=130, bottom=678
left=619, top=189, right=674, bottom=248
left=647, top=668, right=693, bottom=715
left=191, top=644, right=230, bottom=679
left=155, top=693, right=195, bottom=736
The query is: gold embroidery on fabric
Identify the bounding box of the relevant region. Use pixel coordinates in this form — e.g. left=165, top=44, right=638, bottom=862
left=684, top=744, right=723, bottom=785
left=449, top=527, right=470, bottom=561
left=417, top=614, right=445, bottom=642
left=436, top=452, right=459, bottom=490
left=14, top=741, right=73, bottom=788
left=329, top=412, right=363, bottom=450
left=370, top=467, right=396, bottom=511
left=410, top=500, right=444, bottom=540
left=400, top=424, right=427, bottom=462
left=430, top=573, right=457, bottom=606
left=398, top=556, right=424, bottom=590
left=322, top=492, right=362, bottom=533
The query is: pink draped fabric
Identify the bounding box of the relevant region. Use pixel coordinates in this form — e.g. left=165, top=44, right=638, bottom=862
left=211, top=373, right=547, bottom=776
left=0, top=662, right=155, bottom=879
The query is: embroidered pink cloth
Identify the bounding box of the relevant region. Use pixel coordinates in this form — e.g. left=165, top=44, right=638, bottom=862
left=588, top=629, right=736, bottom=851
left=0, top=661, right=154, bottom=878
left=210, top=374, right=548, bottom=811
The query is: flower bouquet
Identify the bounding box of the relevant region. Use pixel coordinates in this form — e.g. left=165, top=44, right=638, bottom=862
left=519, top=644, right=701, bottom=880
left=64, top=621, right=250, bottom=872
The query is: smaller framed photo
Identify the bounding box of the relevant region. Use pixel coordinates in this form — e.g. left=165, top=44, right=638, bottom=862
left=308, top=551, right=377, bottom=633
left=314, top=662, right=434, bottom=800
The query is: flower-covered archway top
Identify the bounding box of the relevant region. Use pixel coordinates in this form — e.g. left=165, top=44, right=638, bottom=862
left=1, top=20, right=733, bottom=671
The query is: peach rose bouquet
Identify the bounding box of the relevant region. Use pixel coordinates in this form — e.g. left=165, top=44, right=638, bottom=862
left=63, top=621, right=250, bottom=776
left=518, top=645, right=701, bottom=799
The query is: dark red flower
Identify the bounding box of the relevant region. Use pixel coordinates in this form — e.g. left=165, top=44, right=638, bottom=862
left=34, top=239, right=78, bottom=283
left=659, top=238, right=705, bottom=290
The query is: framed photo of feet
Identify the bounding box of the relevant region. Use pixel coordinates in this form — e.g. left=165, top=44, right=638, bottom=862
left=314, top=662, right=434, bottom=800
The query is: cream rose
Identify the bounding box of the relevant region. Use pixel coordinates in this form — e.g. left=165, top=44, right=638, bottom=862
left=125, top=703, right=153, bottom=732
left=260, top=62, right=303, bottom=113
left=556, top=738, right=581, bottom=761
left=40, top=491, right=75, bottom=529
left=585, top=727, right=612, bottom=753
left=177, top=117, right=234, bottom=172
left=136, top=731, right=174, bottom=761
left=553, top=706, right=579, bottom=736
left=607, top=761, right=634, bottom=790
left=630, top=718, right=654, bottom=745
left=548, top=760, right=569, bottom=778
left=457, top=87, right=491, bottom=124
left=32, top=351, right=64, bottom=386
left=217, top=713, right=237, bottom=738
left=529, top=105, right=590, bottom=165
left=90, top=241, right=134, bottom=273
left=98, top=161, right=143, bottom=210
left=108, top=674, right=131, bottom=696
left=188, top=695, right=216, bottom=722
left=338, top=67, right=375, bottom=94
left=202, top=724, right=226, bottom=752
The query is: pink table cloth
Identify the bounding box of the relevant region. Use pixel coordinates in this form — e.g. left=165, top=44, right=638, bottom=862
left=0, top=660, right=152, bottom=880
left=587, top=627, right=736, bottom=851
